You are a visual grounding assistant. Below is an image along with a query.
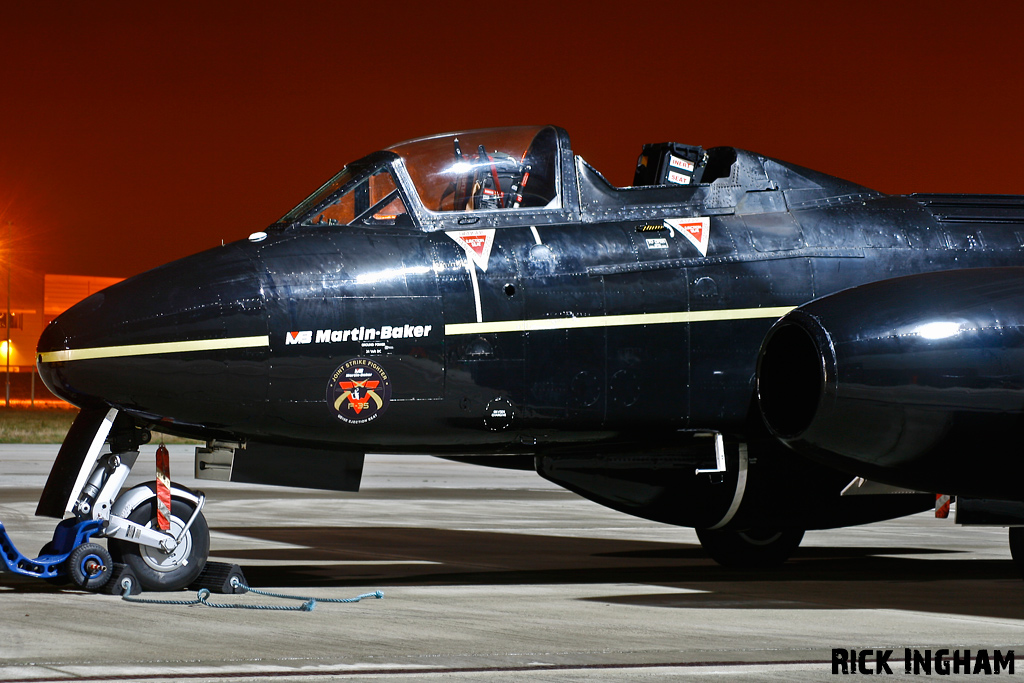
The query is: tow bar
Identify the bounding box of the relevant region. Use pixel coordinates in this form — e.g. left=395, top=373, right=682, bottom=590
left=0, top=517, right=110, bottom=589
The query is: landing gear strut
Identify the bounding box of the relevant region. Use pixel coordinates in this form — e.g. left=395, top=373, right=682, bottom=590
left=33, top=407, right=211, bottom=591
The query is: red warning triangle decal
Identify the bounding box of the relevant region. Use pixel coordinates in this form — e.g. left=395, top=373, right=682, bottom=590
left=664, top=217, right=710, bottom=257
left=447, top=229, right=496, bottom=271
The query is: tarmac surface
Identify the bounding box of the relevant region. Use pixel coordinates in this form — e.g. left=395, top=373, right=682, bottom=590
left=1, top=444, right=1023, bottom=681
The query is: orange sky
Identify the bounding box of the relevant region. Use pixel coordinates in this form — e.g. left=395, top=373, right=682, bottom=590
left=0, top=2, right=1021, bottom=277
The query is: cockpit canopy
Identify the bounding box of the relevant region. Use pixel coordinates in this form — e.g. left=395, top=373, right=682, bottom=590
left=276, top=126, right=562, bottom=228
left=272, top=124, right=876, bottom=232
left=392, top=126, right=560, bottom=212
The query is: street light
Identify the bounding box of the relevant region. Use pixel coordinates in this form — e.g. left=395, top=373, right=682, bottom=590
left=5, top=220, right=10, bottom=408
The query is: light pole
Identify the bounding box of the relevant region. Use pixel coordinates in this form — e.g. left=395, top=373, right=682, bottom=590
left=5, top=220, right=10, bottom=408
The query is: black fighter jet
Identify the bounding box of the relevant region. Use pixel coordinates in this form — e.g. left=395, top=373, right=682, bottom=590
left=34, top=126, right=1024, bottom=590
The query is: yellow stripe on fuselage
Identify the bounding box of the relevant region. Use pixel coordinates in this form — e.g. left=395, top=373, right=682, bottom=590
left=444, top=306, right=796, bottom=336
left=37, top=306, right=795, bottom=363
left=37, top=335, right=270, bottom=364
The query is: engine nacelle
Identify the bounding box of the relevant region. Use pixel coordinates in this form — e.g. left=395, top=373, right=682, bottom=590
left=757, top=267, right=1024, bottom=500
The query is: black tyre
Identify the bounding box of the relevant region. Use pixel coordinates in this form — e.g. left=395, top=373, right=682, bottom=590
left=66, top=542, right=112, bottom=590
left=1009, top=527, right=1024, bottom=579
left=696, top=528, right=805, bottom=568
left=109, top=497, right=209, bottom=591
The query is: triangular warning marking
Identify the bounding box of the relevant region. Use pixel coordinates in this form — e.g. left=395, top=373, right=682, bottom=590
left=664, top=217, right=710, bottom=257
left=447, top=229, right=496, bottom=271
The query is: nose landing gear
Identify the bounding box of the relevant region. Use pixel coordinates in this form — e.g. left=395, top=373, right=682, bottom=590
left=30, top=406, right=212, bottom=592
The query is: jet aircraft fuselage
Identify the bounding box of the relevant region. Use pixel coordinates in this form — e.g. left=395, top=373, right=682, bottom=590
left=33, top=126, right=1024, bottom=585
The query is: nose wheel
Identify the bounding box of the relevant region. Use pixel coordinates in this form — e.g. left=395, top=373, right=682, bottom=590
left=109, top=497, right=210, bottom=591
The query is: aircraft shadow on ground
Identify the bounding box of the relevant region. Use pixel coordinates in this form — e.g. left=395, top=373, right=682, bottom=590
left=210, top=525, right=1023, bottom=620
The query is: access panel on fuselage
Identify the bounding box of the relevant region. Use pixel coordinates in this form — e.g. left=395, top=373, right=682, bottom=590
left=685, top=214, right=814, bottom=428
left=516, top=220, right=691, bottom=431
left=520, top=223, right=616, bottom=426
left=431, top=227, right=527, bottom=426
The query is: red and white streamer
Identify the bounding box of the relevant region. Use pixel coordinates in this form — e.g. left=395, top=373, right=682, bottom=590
left=156, top=444, right=172, bottom=531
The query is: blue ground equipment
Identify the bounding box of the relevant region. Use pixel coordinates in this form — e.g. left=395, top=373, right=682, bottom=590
left=0, top=518, right=111, bottom=589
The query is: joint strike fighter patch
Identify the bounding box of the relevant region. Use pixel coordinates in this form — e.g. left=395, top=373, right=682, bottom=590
left=328, top=358, right=392, bottom=425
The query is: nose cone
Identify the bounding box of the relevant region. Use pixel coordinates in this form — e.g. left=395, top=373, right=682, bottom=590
left=37, top=244, right=269, bottom=426
left=37, top=296, right=99, bottom=405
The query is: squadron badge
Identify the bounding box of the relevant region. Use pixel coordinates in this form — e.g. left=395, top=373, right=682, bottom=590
left=328, top=358, right=392, bottom=424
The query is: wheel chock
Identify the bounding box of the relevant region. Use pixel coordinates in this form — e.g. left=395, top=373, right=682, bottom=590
left=189, top=561, right=247, bottom=594
left=102, top=563, right=141, bottom=596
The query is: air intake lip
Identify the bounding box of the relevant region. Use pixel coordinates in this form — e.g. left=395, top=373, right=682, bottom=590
left=756, top=310, right=835, bottom=440
left=753, top=268, right=1024, bottom=501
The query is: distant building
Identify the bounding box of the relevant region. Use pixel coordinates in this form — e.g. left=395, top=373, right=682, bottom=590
left=3, top=272, right=122, bottom=373
left=43, top=274, right=123, bottom=320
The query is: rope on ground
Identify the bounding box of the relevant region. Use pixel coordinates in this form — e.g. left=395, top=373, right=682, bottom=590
left=119, top=576, right=383, bottom=612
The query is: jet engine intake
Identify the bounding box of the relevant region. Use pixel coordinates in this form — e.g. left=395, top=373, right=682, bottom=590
left=757, top=267, right=1024, bottom=500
